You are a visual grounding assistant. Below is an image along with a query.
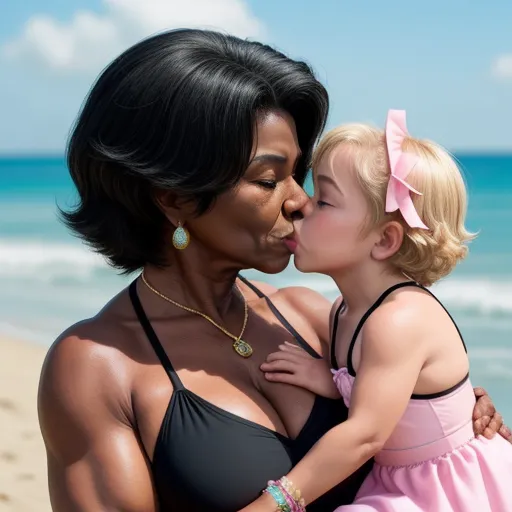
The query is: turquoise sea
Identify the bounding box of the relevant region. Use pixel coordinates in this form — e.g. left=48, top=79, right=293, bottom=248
left=1, top=155, right=511, bottom=420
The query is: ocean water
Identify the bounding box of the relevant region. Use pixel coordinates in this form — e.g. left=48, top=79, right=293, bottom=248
left=1, top=156, right=511, bottom=420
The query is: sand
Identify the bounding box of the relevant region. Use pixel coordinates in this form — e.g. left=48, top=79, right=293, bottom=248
left=0, top=337, right=51, bottom=512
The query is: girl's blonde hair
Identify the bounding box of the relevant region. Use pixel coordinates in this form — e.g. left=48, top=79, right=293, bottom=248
left=312, top=123, right=476, bottom=286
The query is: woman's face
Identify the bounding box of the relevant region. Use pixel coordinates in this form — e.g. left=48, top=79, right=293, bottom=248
left=184, top=110, right=309, bottom=274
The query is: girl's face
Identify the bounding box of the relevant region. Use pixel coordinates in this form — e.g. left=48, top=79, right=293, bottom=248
left=291, top=145, right=380, bottom=276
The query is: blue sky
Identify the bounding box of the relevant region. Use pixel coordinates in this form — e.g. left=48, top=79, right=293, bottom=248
left=1, top=0, right=511, bottom=153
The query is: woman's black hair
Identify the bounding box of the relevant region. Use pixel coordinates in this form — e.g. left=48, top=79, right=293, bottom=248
left=61, top=28, right=329, bottom=273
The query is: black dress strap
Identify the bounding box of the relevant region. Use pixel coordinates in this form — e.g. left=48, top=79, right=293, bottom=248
left=237, top=275, right=321, bottom=359
left=330, top=300, right=346, bottom=370
left=129, top=279, right=184, bottom=390
left=346, top=282, right=422, bottom=376
left=346, top=281, right=468, bottom=377
left=421, top=287, right=468, bottom=354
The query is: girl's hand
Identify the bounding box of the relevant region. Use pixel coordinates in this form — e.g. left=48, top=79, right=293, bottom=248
left=261, top=342, right=340, bottom=399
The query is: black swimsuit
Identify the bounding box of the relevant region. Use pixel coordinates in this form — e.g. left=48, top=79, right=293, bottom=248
left=129, top=276, right=371, bottom=511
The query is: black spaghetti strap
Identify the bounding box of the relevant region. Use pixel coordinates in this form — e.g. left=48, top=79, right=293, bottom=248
left=237, top=275, right=320, bottom=359
left=346, top=282, right=424, bottom=376
left=330, top=300, right=345, bottom=370
left=420, top=287, right=468, bottom=354
left=128, top=280, right=184, bottom=390
left=237, top=274, right=265, bottom=298
left=346, top=281, right=468, bottom=377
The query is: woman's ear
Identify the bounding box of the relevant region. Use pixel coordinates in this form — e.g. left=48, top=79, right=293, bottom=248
left=153, top=188, right=195, bottom=225
left=371, top=221, right=404, bottom=261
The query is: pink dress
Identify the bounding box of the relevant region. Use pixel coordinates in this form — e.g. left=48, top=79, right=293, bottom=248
left=332, top=368, right=512, bottom=512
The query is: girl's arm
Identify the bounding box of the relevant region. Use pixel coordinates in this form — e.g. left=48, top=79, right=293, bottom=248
left=241, top=305, right=426, bottom=511
left=262, top=300, right=509, bottom=441
left=286, top=305, right=426, bottom=504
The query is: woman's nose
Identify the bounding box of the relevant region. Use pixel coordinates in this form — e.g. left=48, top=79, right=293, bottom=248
left=290, top=197, right=313, bottom=222
left=300, top=197, right=314, bottom=217
left=283, top=179, right=310, bottom=221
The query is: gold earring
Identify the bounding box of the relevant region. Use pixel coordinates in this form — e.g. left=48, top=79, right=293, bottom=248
left=172, top=221, right=190, bottom=250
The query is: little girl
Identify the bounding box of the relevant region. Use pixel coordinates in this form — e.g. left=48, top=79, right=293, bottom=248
left=240, top=110, right=512, bottom=511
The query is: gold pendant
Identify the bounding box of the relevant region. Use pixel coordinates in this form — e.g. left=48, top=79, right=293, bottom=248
left=233, top=339, right=253, bottom=358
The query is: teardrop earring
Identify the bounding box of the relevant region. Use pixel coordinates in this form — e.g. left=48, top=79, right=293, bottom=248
left=172, top=221, right=190, bottom=250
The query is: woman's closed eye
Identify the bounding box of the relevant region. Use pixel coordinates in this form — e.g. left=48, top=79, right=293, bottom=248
left=316, top=199, right=332, bottom=208
left=256, top=180, right=277, bottom=189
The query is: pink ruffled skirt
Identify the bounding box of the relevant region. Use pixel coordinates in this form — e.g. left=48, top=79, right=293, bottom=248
left=335, top=433, right=512, bottom=511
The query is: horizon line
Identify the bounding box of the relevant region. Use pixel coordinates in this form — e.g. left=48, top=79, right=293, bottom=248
left=1, top=150, right=512, bottom=159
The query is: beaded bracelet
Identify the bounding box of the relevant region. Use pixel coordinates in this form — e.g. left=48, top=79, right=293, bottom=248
left=263, top=484, right=290, bottom=512
left=264, top=477, right=305, bottom=512
left=278, top=476, right=305, bottom=510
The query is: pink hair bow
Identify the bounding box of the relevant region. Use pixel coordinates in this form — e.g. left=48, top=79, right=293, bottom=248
left=385, top=109, right=428, bottom=229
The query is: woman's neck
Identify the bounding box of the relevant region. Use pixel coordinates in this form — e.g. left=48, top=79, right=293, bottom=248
left=140, top=251, right=245, bottom=325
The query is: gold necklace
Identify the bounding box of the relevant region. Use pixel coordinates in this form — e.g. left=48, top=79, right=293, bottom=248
left=140, top=272, right=253, bottom=358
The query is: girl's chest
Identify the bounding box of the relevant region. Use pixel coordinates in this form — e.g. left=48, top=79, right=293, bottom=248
left=333, top=315, right=363, bottom=370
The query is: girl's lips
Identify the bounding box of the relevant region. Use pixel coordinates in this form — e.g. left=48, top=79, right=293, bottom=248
left=283, top=238, right=298, bottom=252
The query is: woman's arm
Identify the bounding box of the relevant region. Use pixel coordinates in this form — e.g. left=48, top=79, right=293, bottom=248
left=473, top=387, right=511, bottom=441
left=39, top=334, right=157, bottom=512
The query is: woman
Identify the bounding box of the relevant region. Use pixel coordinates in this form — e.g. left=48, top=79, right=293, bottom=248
left=38, top=29, right=509, bottom=512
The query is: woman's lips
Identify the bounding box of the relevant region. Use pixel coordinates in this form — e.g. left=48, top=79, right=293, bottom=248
left=283, top=237, right=298, bottom=252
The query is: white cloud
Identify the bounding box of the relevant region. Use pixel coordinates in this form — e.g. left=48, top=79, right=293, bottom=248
left=1, top=0, right=265, bottom=74
left=492, top=54, right=512, bottom=81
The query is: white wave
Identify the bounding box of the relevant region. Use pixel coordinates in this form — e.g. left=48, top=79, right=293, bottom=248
left=470, top=348, right=512, bottom=360
left=1, top=238, right=512, bottom=314
left=456, top=316, right=512, bottom=331
left=0, top=238, right=108, bottom=281
left=467, top=349, right=512, bottom=380
left=248, top=267, right=512, bottom=315
left=302, top=273, right=512, bottom=315
left=432, top=278, right=512, bottom=314
left=477, top=364, right=512, bottom=380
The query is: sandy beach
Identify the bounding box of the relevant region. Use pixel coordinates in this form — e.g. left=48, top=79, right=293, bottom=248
left=0, top=338, right=51, bottom=512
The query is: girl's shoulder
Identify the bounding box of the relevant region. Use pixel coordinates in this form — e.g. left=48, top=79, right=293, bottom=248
left=361, top=287, right=443, bottom=351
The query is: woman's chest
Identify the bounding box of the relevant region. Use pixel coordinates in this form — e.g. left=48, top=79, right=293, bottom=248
left=130, top=313, right=323, bottom=461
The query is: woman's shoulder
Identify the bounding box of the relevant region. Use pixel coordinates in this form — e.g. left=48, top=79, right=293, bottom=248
left=46, top=310, right=134, bottom=373
left=42, top=324, right=131, bottom=394
left=47, top=286, right=136, bottom=360
left=244, top=279, right=333, bottom=347
left=273, top=285, right=332, bottom=313
left=40, top=289, right=139, bottom=422
left=243, top=279, right=331, bottom=316
left=37, top=295, right=152, bottom=500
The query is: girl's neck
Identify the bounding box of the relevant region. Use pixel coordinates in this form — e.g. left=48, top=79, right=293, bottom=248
left=331, top=264, right=411, bottom=314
